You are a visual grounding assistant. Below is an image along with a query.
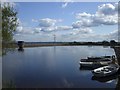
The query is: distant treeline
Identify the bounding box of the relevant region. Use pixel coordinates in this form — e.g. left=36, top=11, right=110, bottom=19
left=3, top=40, right=120, bottom=48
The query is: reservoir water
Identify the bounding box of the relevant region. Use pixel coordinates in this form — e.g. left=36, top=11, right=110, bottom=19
left=2, top=46, right=119, bottom=88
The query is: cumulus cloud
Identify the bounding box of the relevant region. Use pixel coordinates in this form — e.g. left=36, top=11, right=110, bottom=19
left=15, top=26, right=43, bottom=35
left=72, top=19, right=98, bottom=28
left=34, top=27, right=42, bottom=33
left=15, top=26, right=118, bottom=42
left=31, top=18, right=74, bottom=32
left=78, top=28, right=93, bottom=34
left=40, top=25, right=72, bottom=32
left=70, top=28, right=93, bottom=35
left=73, top=3, right=118, bottom=28
left=16, top=25, right=72, bottom=34
left=76, top=12, right=93, bottom=19
left=32, top=18, right=63, bottom=28
left=97, top=3, right=117, bottom=15
left=38, top=18, right=57, bottom=27
left=41, top=26, right=57, bottom=32
left=30, top=18, right=63, bottom=32
left=1, top=1, right=16, bottom=8
left=63, top=30, right=118, bottom=42
left=94, top=14, right=117, bottom=25
left=15, top=3, right=119, bottom=42
left=104, top=30, right=119, bottom=41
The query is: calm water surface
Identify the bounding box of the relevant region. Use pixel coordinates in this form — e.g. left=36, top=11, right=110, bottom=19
left=3, top=46, right=119, bottom=88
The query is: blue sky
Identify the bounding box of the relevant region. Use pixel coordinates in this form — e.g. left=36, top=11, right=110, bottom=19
left=14, top=2, right=118, bottom=42
left=17, top=2, right=99, bottom=26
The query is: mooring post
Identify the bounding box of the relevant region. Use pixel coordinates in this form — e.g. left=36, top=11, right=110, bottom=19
left=111, top=46, right=120, bottom=74
left=17, top=41, right=24, bottom=51
left=113, top=46, right=120, bottom=66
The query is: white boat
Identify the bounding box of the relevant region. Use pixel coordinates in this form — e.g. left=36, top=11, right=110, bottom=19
left=79, top=58, right=112, bottom=67
left=92, top=64, right=119, bottom=77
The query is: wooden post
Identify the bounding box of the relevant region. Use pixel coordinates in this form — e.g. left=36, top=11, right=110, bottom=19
left=112, top=46, right=120, bottom=66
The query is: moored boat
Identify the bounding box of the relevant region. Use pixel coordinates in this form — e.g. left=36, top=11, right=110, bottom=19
left=80, top=58, right=112, bottom=67
left=81, top=55, right=115, bottom=62
left=79, top=55, right=115, bottom=67
left=91, top=73, right=119, bottom=83
left=92, top=64, right=119, bottom=77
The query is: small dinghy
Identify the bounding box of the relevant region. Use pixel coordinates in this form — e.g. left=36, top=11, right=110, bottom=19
left=92, top=64, right=119, bottom=77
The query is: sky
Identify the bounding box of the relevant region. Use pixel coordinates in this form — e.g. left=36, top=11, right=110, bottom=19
left=12, top=2, right=119, bottom=42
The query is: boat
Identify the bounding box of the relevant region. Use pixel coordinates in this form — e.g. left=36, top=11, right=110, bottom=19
left=79, top=66, right=99, bottom=71
left=81, top=55, right=115, bottom=62
left=91, top=73, right=119, bottom=83
left=79, top=55, right=114, bottom=67
left=80, top=58, right=112, bottom=67
left=92, top=64, right=119, bottom=77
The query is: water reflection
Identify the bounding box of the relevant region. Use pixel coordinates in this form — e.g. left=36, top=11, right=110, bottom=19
left=91, top=72, right=120, bottom=90
left=18, top=48, right=24, bottom=52
left=91, top=73, right=119, bottom=83
left=79, top=66, right=98, bottom=71
left=3, top=46, right=116, bottom=88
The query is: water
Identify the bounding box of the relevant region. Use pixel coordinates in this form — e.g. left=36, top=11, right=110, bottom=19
left=2, top=46, right=119, bottom=88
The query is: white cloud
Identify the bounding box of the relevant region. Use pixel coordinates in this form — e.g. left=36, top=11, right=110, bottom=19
left=73, top=3, right=118, bottom=28
left=15, top=26, right=118, bottom=42
left=61, top=0, right=74, bottom=8
left=16, top=26, right=39, bottom=35
left=97, top=3, right=116, bottom=15
left=57, top=26, right=73, bottom=30
left=79, top=28, right=93, bottom=34
left=94, top=14, right=117, bottom=25
left=72, top=19, right=98, bottom=28
left=39, top=18, right=57, bottom=27
left=62, top=2, right=68, bottom=8
left=70, top=28, right=93, bottom=35
left=34, top=27, right=42, bottom=33
left=40, top=25, right=72, bottom=32
left=16, top=25, right=73, bottom=34
left=1, top=2, right=16, bottom=8
left=32, top=19, right=38, bottom=22
left=16, top=26, right=23, bottom=33
left=76, top=12, right=93, bottom=19
left=14, top=3, right=119, bottom=42
left=31, top=18, right=73, bottom=32
left=0, top=0, right=9, bottom=2
left=41, top=26, right=57, bottom=32
left=37, top=18, right=62, bottom=28
left=104, top=30, right=118, bottom=41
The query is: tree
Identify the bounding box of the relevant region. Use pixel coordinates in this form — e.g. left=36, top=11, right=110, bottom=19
left=110, top=40, right=117, bottom=46
left=1, top=3, right=18, bottom=56
left=102, top=40, right=109, bottom=45
left=2, top=3, right=18, bottom=42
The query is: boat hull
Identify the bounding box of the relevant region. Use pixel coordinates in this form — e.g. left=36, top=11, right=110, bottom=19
left=92, top=70, right=118, bottom=77
left=92, top=64, right=119, bottom=77
left=79, top=60, right=112, bottom=67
